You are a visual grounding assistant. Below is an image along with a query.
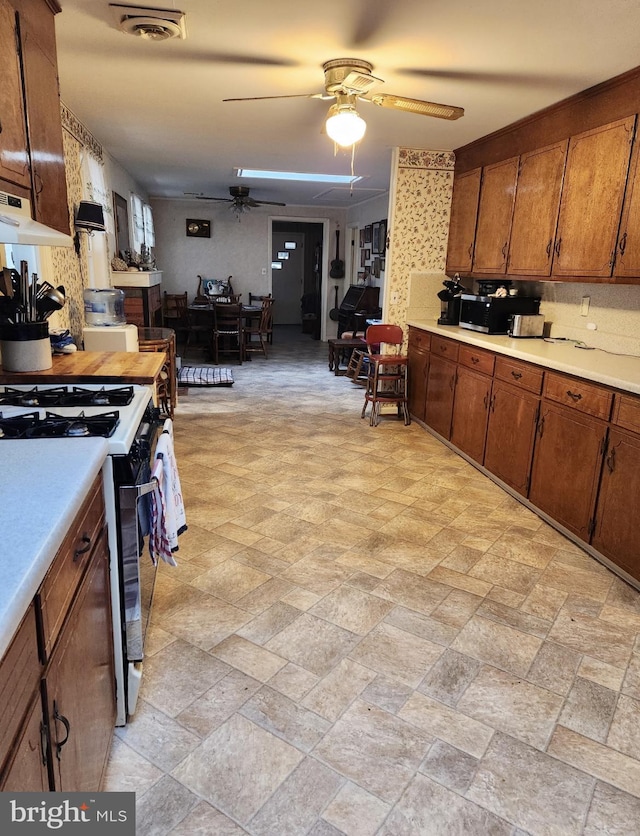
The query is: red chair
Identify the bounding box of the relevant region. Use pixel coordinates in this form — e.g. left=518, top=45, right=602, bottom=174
left=361, top=324, right=410, bottom=427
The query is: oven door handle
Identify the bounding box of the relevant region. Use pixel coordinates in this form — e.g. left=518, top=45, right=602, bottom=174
left=118, top=479, right=157, bottom=510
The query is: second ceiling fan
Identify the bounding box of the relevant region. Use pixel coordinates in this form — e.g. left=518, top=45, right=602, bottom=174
left=185, top=186, right=286, bottom=214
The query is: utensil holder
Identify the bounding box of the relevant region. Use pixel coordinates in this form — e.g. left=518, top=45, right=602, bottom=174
left=0, top=322, right=52, bottom=372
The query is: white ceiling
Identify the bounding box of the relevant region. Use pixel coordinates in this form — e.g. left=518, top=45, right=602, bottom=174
left=54, top=0, right=640, bottom=209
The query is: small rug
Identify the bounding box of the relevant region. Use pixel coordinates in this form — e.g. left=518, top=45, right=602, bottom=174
left=177, top=366, right=234, bottom=386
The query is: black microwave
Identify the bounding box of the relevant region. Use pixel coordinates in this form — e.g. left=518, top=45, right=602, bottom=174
left=459, top=294, right=541, bottom=334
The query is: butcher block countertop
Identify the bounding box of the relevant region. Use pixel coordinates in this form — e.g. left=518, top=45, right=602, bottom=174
left=0, top=350, right=165, bottom=385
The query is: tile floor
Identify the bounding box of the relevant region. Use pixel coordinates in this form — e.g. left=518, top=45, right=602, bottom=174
left=105, top=327, right=640, bottom=835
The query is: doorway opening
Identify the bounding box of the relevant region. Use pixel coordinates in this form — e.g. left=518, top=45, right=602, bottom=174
left=271, top=221, right=324, bottom=340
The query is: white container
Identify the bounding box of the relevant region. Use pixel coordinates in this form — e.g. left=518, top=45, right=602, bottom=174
left=0, top=322, right=52, bottom=371
left=83, top=288, right=126, bottom=326
left=83, top=324, right=139, bottom=352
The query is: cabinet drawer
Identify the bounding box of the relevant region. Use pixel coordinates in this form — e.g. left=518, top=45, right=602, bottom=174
left=38, top=476, right=105, bottom=661
left=408, top=327, right=431, bottom=352
left=495, top=356, right=544, bottom=394
left=431, top=336, right=459, bottom=362
left=0, top=603, right=41, bottom=774
left=459, top=344, right=495, bottom=376
left=612, top=392, right=640, bottom=435
left=543, top=371, right=613, bottom=420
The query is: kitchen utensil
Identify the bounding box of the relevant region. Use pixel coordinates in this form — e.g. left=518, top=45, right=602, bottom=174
left=1, top=267, right=15, bottom=298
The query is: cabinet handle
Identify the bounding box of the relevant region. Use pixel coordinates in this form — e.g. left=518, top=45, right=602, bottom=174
left=619, top=232, right=627, bottom=256
left=490, top=393, right=496, bottom=412
left=53, top=701, right=70, bottom=759
left=0, top=119, right=3, bottom=135
left=555, top=237, right=562, bottom=257
left=566, top=390, right=583, bottom=402
left=73, top=534, right=92, bottom=561
left=468, top=244, right=473, bottom=259
left=606, top=446, right=617, bottom=473
left=537, top=415, right=545, bottom=438
left=501, top=243, right=508, bottom=258
left=471, top=356, right=479, bottom=364
left=511, top=370, right=522, bottom=380
left=546, top=239, right=552, bottom=258
left=39, top=722, right=48, bottom=766
left=483, top=392, right=489, bottom=409
left=33, top=171, right=44, bottom=196
left=449, top=374, right=456, bottom=391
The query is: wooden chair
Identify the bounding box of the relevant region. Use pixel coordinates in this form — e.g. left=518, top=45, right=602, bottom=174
left=162, top=292, right=189, bottom=346
left=184, top=305, right=212, bottom=360
left=212, top=301, right=244, bottom=364
left=137, top=329, right=177, bottom=418
left=248, top=293, right=273, bottom=343
left=361, top=324, right=410, bottom=427
left=244, top=298, right=273, bottom=359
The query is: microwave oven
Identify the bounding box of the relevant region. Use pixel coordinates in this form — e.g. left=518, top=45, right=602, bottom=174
left=459, top=294, right=541, bottom=334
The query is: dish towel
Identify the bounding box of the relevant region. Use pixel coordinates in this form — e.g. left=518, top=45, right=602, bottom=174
left=149, top=418, right=187, bottom=565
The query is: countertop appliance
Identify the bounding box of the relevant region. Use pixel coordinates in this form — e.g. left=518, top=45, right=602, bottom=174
left=459, top=293, right=541, bottom=334
left=437, top=276, right=469, bottom=326
left=508, top=313, right=545, bottom=338
left=0, top=383, right=164, bottom=725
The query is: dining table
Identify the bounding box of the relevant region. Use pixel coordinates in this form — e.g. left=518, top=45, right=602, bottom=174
left=187, top=301, right=263, bottom=359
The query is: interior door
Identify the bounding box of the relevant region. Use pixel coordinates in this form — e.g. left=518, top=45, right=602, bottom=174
left=271, top=231, right=305, bottom=325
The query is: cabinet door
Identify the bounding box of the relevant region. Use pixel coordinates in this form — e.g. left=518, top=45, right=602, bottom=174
left=614, top=135, right=640, bottom=280
left=45, top=528, right=115, bottom=792
left=0, top=0, right=30, bottom=189
left=592, top=428, right=640, bottom=581
left=446, top=167, right=481, bottom=273
left=450, top=366, right=492, bottom=463
left=484, top=380, right=540, bottom=495
left=424, top=355, right=456, bottom=439
left=472, top=157, right=519, bottom=274
left=507, top=141, right=568, bottom=276
left=553, top=117, right=635, bottom=277
left=529, top=402, right=606, bottom=541
left=18, top=13, right=70, bottom=235
left=0, top=693, right=49, bottom=792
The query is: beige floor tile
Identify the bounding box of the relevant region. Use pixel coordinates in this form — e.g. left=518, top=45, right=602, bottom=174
left=607, top=694, right=640, bottom=759
left=168, top=801, right=248, bottom=835
left=451, top=614, right=543, bottom=677
left=430, top=588, right=484, bottom=628
left=102, top=736, right=163, bottom=794
left=469, top=552, right=541, bottom=595
left=428, top=565, right=493, bottom=597
left=309, top=584, right=394, bottom=635
left=265, top=612, right=360, bottom=677
left=417, top=648, right=481, bottom=707
left=136, top=775, right=200, bottom=836
left=115, top=699, right=201, bottom=772
left=240, top=685, right=330, bottom=751
left=268, top=663, right=320, bottom=702
left=159, top=596, right=252, bottom=651
left=583, top=781, right=640, bottom=835
left=399, top=691, right=494, bottom=758
left=189, top=559, right=271, bottom=603
left=548, top=610, right=635, bottom=668
left=539, top=560, right=614, bottom=602
left=176, top=669, right=262, bottom=738
left=384, top=605, right=459, bottom=647
left=211, top=634, right=288, bottom=682
left=487, top=531, right=557, bottom=569
left=373, top=569, right=451, bottom=615
left=172, top=714, right=304, bottom=825
left=527, top=640, right=582, bottom=696
left=476, top=598, right=551, bottom=639
left=235, top=577, right=297, bottom=614
left=559, top=676, right=617, bottom=743
left=419, top=740, right=480, bottom=794
left=579, top=655, right=626, bottom=692
left=322, top=782, right=391, bottom=836
left=520, top=582, right=568, bottom=621
left=236, top=601, right=301, bottom=645
left=349, top=621, right=444, bottom=688
left=302, top=657, right=377, bottom=722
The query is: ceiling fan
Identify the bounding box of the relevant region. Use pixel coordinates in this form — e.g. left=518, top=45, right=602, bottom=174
left=223, top=58, right=464, bottom=147
left=184, top=186, right=286, bottom=214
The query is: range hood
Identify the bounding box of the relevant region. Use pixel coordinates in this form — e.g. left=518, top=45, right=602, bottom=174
left=0, top=191, right=73, bottom=247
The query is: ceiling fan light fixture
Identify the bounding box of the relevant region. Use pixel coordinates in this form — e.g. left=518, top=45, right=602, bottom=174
left=325, top=103, right=366, bottom=148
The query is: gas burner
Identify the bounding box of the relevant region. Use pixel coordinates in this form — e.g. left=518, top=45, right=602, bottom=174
left=0, top=385, right=135, bottom=408
left=0, top=410, right=120, bottom=438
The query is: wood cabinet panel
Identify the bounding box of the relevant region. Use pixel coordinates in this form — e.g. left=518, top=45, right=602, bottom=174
left=446, top=167, right=481, bottom=273
left=0, top=0, right=30, bottom=189
left=507, top=140, right=568, bottom=276
left=543, top=371, right=613, bottom=420
left=424, top=354, right=456, bottom=439
left=0, top=692, right=49, bottom=791
left=614, top=134, right=640, bottom=279
left=494, top=356, right=544, bottom=394
left=407, top=329, right=429, bottom=423
left=529, top=402, right=606, bottom=541
left=450, top=365, right=492, bottom=463
left=430, top=335, right=459, bottom=363
left=472, top=157, right=519, bottom=274
left=45, top=526, right=115, bottom=792
left=592, top=428, right=640, bottom=579
left=458, top=344, right=495, bottom=376
left=612, top=392, right=640, bottom=435
left=485, top=380, right=540, bottom=495
left=553, top=117, right=635, bottom=277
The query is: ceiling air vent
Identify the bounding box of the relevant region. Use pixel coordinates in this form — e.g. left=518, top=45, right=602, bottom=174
left=110, top=4, right=187, bottom=41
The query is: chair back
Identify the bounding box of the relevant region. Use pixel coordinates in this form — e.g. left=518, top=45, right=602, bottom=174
left=365, top=324, right=404, bottom=354
left=214, top=301, right=243, bottom=334
left=249, top=292, right=272, bottom=305
left=259, top=297, right=274, bottom=332
left=163, top=292, right=188, bottom=322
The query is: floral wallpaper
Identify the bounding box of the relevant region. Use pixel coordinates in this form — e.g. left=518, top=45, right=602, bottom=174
left=385, top=148, right=455, bottom=333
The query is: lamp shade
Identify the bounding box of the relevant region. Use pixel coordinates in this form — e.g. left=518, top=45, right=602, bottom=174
left=325, top=104, right=367, bottom=148
left=75, top=200, right=106, bottom=231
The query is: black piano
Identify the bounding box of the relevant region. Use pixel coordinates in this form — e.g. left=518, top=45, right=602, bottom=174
left=335, top=286, right=380, bottom=337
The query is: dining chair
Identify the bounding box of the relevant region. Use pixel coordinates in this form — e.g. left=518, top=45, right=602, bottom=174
left=212, top=301, right=244, bottom=364
left=360, top=324, right=410, bottom=427
left=244, top=297, right=273, bottom=359
left=162, top=292, right=189, bottom=346
left=184, top=304, right=212, bottom=360
left=248, top=293, right=274, bottom=343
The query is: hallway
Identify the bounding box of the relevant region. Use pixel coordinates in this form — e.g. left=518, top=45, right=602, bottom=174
left=105, top=328, right=640, bottom=835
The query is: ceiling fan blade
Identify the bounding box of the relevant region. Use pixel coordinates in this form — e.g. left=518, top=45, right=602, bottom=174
left=350, top=0, right=395, bottom=47
left=184, top=193, right=232, bottom=202
left=255, top=200, right=287, bottom=207
left=368, top=93, right=464, bottom=120
left=399, top=67, right=574, bottom=90
left=223, top=93, right=330, bottom=102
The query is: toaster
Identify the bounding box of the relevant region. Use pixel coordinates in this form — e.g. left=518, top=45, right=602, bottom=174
left=508, top=313, right=545, bottom=338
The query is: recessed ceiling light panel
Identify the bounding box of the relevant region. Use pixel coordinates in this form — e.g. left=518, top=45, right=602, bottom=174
left=110, top=4, right=187, bottom=40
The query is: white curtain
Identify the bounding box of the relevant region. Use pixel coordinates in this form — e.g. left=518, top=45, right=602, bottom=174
left=130, top=193, right=145, bottom=255
left=80, top=149, right=110, bottom=288
left=143, top=203, right=155, bottom=247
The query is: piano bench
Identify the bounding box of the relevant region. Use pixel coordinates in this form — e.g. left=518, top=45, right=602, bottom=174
left=328, top=337, right=366, bottom=375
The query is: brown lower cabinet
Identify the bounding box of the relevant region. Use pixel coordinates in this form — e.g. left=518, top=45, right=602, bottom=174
left=0, top=476, right=115, bottom=791
left=410, top=328, right=640, bottom=585
left=407, top=330, right=430, bottom=423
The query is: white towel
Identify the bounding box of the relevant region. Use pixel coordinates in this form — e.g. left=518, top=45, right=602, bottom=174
left=149, top=419, right=187, bottom=565
left=149, top=457, right=175, bottom=566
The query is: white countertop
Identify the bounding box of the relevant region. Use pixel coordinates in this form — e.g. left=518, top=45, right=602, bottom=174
left=0, top=439, right=108, bottom=658
left=407, top=320, right=640, bottom=396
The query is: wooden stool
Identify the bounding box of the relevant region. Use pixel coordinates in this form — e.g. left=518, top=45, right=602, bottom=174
left=328, top=337, right=365, bottom=375
left=137, top=327, right=177, bottom=418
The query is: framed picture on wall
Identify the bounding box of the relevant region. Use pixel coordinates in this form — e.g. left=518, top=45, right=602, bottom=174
left=360, top=249, right=368, bottom=267
left=373, top=256, right=381, bottom=278
left=371, top=222, right=380, bottom=255
left=376, top=219, right=388, bottom=254
left=359, top=228, right=365, bottom=247
left=113, top=192, right=130, bottom=255
left=364, top=224, right=372, bottom=243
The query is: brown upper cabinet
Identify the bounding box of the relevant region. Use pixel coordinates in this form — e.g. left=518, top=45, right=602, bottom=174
left=552, top=117, right=636, bottom=278
left=445, top=167, right=481, bottom=274
left=472, top=157, right=519, bottom=274
left=506, top=140, right=568, bottom=276
left=614, top=132, right=640, bottom=279
left=0, top=0, right=30, bottom=190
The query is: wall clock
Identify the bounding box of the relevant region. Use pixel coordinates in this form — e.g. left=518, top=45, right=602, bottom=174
left=186, top=218, right=211, bottom=238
